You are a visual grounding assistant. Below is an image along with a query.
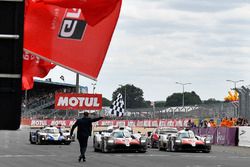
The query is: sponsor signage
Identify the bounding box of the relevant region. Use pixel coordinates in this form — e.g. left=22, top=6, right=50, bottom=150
left=238, top=126, right=250, bottom=147
left=55, top=93, right=102, bottom=110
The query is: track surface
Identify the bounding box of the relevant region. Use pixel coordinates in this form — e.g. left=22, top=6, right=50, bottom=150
left=1, top=127, right=250, bottom=167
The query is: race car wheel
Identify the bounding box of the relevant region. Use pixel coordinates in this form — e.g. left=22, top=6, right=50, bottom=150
left=202, top=150, right=210, bottom=153
left=29, top=134, right=35, bottom=144
left=151, top=141, right=156, bottom=148
left=158, top=143, right=162, bottom=151
left=36, top=136, right=44, bottom=145
left=102, top=140, right=109, bottom=153
left=138, top=150, right=146, bottom=153
left=94, top=147, right=99, bottom=152
left=64, top=141, right=71, bottom=145
left=169, top=140, right=175, bottom=152
left=36, top=137, right=41, bottom=145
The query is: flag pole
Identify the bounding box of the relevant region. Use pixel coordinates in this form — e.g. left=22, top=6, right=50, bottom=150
left=76, top=73, right=80, bottom=118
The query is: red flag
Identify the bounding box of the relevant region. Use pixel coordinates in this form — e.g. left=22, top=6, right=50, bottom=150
left=24, top=0, right=122, bottom=80
left=22, top=51, right=56, bottom=90
left=32, top=0, right=120, bottom=26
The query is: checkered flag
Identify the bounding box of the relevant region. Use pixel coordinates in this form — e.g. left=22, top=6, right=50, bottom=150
left=109, top=93, right=125, bottom=117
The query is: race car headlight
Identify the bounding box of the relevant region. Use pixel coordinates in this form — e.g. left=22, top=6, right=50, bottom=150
left=175, top=139, right=181, bottom=143
left=107, top=139, right=114, bottom=144
left=205, top=140, right=211, bottom=144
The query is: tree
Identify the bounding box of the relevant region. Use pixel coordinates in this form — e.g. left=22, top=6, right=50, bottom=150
left=165, top=91, right=202, bottom=107
left=154, top=101, right=165, bottom=108
left=112, top=84, right=148, bottom=108
left=203, top=98, right=222, bottom=104
left=102, top=97, right=111, bottom=107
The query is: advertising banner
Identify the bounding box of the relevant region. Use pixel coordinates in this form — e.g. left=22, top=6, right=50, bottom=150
left=30, top=119, right=75, bottom=127
left=238, top=126, right=250, bottom=147
left=216, top=127, right=227, bottom=145
left=55, top=93, right=102, bottom=110
left=226, top=127, right=237, bottom=146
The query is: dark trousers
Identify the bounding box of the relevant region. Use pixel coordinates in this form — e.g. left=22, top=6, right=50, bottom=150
left=78, top=136, right=89, bottom=159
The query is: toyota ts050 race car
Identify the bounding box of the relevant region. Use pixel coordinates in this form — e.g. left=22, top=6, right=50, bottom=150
left=166, top=129, right=211, bottom=153
left=29, top=126, right=72, bottom=145
left=94, top=127, right=147, bottom=153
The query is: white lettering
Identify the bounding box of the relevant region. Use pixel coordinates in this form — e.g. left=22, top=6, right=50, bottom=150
left=93, top=97, right=100, bottom=107
left=56, top=95, right=101, bottom=108
left=77, top=97, right=85, bottom=106
left=60, top=20, right=77, bottom=37
left=69, top=97, right=78, bottom=107
left=57, top=97, right=69, bottom=106
left=84, top=97, right=93, bottom=107
left=66, top=9, right=81, bottom=18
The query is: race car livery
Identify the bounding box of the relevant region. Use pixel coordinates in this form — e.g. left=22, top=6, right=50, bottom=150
left=166, top=129, right=211, bottom=153
left=29, top=126, right=72, bottom=145
left=97, top=127, right=147, bottom=153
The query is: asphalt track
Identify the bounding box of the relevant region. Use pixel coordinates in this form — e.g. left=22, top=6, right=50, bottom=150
left=1, top=126, right=250, bottom=167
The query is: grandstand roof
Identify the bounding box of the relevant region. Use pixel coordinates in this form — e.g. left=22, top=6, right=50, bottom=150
left=34, top=79, right=86, bottom=88
left=23, top=79, right=88, bottom=94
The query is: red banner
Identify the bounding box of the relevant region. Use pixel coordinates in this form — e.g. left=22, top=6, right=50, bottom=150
left=55, top=93, right=102, bottom=110
left=24, top=0, right=122, bottom=80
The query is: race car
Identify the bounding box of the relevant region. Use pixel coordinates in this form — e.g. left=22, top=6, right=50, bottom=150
left=149, top=127, right=178, bottom=148
left=29, top=126, right=72, bottom=145
left=166, top=129, right=211, bottom=153
left=98, top=127, right=147, bottom=153
left=158, top=127, right=178, bottom=151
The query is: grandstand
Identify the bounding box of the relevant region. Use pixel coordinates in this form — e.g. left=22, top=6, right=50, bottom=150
left=21, top=79, right=88, bottom=120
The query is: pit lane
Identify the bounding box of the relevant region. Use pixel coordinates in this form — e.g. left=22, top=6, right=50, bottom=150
left=0, top=127, right=250, bottom=167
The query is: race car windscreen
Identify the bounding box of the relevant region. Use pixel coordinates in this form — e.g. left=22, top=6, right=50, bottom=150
left=159, top=130, right=178, bottom=134
left=43, top=128, right=60, bottom=134
left=113, top=131, right=131, bottom=138
left=178, top=131, right=195, bottom=139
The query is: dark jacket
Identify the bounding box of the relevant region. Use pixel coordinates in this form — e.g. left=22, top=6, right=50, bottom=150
left=70, top=117, right=103, bottom=138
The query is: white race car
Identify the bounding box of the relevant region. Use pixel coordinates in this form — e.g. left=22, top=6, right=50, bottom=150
left=93, top=126, right=114, bottom=152
left=29, top=126, right=72, bottom=145
left=158, top=127, right=178, bottom=151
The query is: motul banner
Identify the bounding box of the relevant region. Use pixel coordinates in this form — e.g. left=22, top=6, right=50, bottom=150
left=55, top=93, right=102, bottom=110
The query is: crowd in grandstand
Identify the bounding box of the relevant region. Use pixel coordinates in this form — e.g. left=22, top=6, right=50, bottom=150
left=187, top=117, right=249, bottom=128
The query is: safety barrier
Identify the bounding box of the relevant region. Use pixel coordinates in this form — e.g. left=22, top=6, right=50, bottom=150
left=238, top=126, right=250, bottom=147
left=21, top=118, right=250, bottom=147
left=192, top=127, right=238, bottom=146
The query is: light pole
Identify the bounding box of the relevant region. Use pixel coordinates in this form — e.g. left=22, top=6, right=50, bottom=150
left=91, top=83, right=96, bottom=94
left=176, top=82, right=192, bottom=107
left=119, top=84, right=126, bottom=112
left=226, top=80, right=244, bottom=90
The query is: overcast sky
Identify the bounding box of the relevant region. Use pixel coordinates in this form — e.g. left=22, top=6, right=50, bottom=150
left=43, top=0, right=250, bottom=101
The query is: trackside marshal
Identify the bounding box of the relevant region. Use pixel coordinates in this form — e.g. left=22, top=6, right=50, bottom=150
left=55, top=93, right=102, bottom=110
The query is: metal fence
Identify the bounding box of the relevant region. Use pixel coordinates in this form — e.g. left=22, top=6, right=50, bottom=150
left=237, top=86, right=250, bottom=121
